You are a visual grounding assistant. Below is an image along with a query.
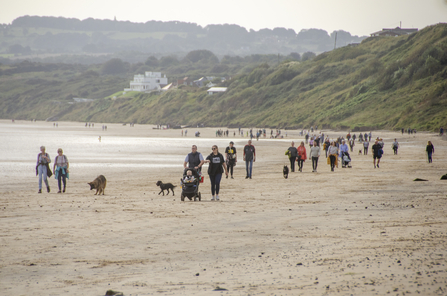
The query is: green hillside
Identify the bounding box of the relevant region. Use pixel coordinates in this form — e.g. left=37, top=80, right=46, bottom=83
left=1, top=24, right=447, bottom=131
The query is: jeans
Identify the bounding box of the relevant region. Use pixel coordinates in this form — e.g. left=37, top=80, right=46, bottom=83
left=289, top=156, right=296, bottom=172
left=57, top=168, right=67, bottom=190
left=364, top=147, right=368, bottom=155
left=329, top=155, right=336, bottom=170
left=245, top=159, right=253, bottom=177
left=209, top=174, right=222, bottom=196
left=38, top=165, right=49, bottom=189
left=428, top=152, right=433, bottom=163
left=312, top=157, right=319, bottom=171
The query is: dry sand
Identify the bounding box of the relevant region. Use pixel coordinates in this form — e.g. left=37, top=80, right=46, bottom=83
left=1, top=120, right=446, bottom=296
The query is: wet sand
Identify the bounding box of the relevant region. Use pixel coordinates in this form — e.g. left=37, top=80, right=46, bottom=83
left=1, top=120, right=446, bottom=296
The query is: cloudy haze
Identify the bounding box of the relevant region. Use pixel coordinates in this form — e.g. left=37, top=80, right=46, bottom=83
left=1, top=0, right=446, bottom=36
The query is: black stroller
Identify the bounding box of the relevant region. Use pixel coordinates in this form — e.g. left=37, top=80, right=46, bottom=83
left=180, top=168, right=202, bottom=201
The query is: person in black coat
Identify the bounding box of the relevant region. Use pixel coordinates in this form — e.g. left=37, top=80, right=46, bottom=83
left=205, top=145, right=228, bottom=201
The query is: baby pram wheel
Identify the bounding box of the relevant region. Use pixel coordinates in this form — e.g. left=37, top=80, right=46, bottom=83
left=181, top=194, right=185, bottom=202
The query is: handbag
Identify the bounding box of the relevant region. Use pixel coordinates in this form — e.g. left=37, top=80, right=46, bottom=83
left=46, top=163, right=53, bottom=178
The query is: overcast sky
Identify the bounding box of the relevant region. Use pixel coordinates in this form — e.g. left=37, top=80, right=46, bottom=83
left=1, top=0, right=446, bottom=36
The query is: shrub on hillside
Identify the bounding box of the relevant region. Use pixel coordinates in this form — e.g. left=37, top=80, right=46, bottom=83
left=101, top=58, right=125, bottom=75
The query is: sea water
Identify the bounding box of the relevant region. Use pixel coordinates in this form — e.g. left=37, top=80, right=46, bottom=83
left=0, top=122, right=246, bottom=191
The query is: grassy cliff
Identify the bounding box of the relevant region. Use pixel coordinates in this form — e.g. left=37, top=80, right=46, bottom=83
left=1, top=24, right=446, bottom=131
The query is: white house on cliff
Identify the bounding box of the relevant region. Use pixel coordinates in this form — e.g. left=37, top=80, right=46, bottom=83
left=124, top=72, right=168, bottom=92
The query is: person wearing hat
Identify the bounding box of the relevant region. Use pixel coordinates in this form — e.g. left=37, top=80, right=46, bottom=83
left=225, top=141, right=237, bottom=179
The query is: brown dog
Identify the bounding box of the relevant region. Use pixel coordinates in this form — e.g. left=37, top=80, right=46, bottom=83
left=88, top=175, right=107, bottom=195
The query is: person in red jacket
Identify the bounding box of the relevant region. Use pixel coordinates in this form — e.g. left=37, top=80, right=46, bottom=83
left=297, top=141, right=307, bottom=172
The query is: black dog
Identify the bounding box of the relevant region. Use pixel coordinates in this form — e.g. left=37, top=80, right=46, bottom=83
left=156, top=181, right=176, bottom=196
left=283, top=165, right=289, bottom=179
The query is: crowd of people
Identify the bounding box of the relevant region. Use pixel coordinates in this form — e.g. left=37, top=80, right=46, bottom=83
left=36, top=127, right=437, bottom=201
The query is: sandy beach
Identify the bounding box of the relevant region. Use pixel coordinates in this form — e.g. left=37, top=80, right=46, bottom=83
left=0, top=120, right=446, bottom=296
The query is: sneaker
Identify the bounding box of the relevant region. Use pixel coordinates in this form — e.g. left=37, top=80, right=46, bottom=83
left=211, top=196, right=215, bottom=201
left=47, top=186, right=50, bottom=193
left=38, top=189, right=42, bottom=193
left=377, top=164, right=379, bottom=168
left=249, top=176, right=252, bottom=179
left=216, top=195, right=220, bottom=201
left=374, top=165, right=376, bottom=168
left=226, top=175, right=228, bottom=179
left=63, top=188, right=66, bottom=193
left=245, top=176, right=249, bottom=179
left=57, top=190, right=61, bottom=193
left=231, top=176, right=234, bottom=179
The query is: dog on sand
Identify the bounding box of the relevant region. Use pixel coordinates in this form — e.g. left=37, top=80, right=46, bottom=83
left=283, top=165, right=289, bottom=179
left=359, top=149, right=363, bottom=155
left=88, top=175, right=107, bottom=195
left=156, top=181, right=176, bottom=196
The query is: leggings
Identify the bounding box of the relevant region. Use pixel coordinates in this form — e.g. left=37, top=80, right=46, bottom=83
left=289, top=156, right=296, bottom=172
left=297, top=159, right=304, bottom=170
left=209, top=174, right=222, bottom=196
left=227, top=161, right=235, bottom=176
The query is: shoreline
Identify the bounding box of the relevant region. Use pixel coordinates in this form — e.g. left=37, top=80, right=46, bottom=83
left=3, top=119, right=444, bottom=135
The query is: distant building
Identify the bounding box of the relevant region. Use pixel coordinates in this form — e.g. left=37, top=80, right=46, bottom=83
left=370, top=27, right=418, bottom=37
left=195, top=76, right=227, bottom=87
left=194, top=77, right=209, bottom=88
left=177, top=77, right=195, bottom=86
left=124, top=72, right=168, bottom=92
left=161, top=83, right=174, bottom=91
left=207, top=87, right=227, bottom=95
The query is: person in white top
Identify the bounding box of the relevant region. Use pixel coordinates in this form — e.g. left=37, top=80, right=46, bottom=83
left=327, top=142, right=339, bottom=172
left=309, top=141, right=321, bottom=172
left=53, top=148, right=69, bottom=193
left=36, top=146, right=51, bottom=193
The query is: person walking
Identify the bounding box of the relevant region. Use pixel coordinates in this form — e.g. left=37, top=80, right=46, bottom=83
left=53, top=148, right=69, bottom=193
left=225, top=141, right=237, bottom=179
left=243, top=140, right=256, bottom=179
left=324, top=137, right=331, bottom=158
left=184, top=145, right=205, bottom=172
left=349, top=138, right=355, bottom=152
left=36, top=146, right=51, bottom=193
left=205, top=145, right=228, bottom=201
left=372, top=140, right=383, bottom=168
left=392, top=138, right=399, bottom=155
left=287, top=141, right=298, bottom=172
left=297, top=141, right=307, bottom=172
left=327, top=142, right=339, bottom=172
left=426, top=141, right=435, bottom=163
left=363, top=140, right=369, bottom=155
left=309, top=141, right=321, bottom=172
